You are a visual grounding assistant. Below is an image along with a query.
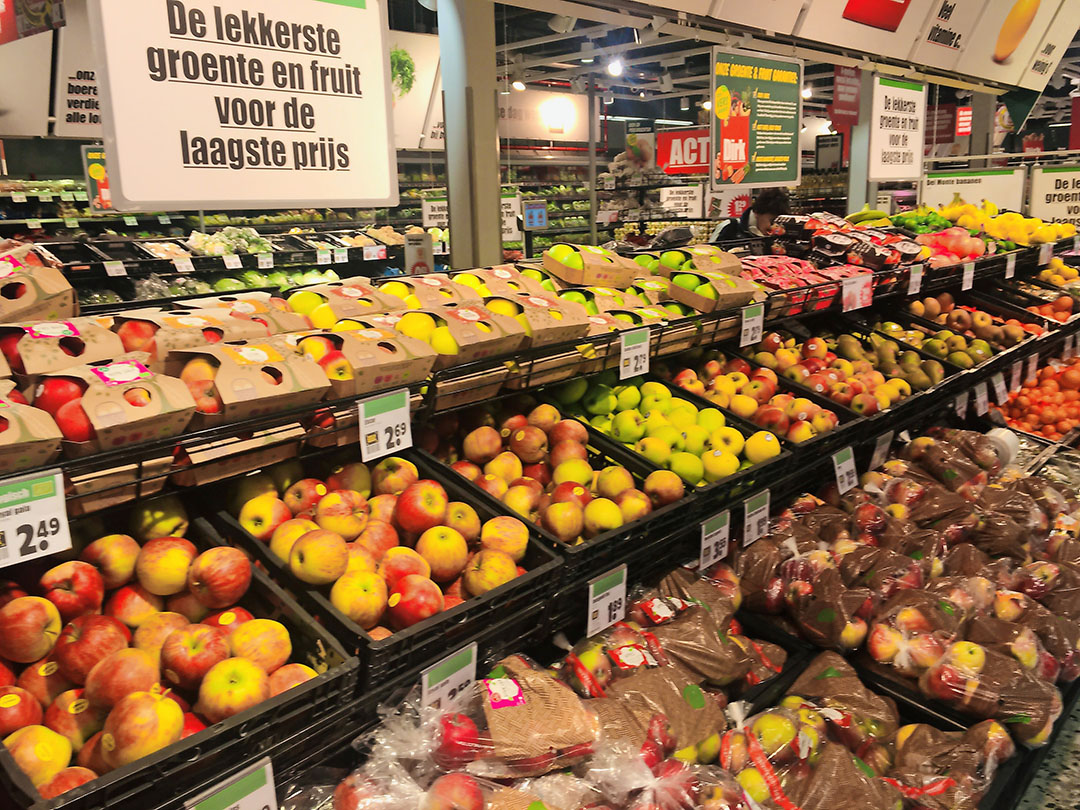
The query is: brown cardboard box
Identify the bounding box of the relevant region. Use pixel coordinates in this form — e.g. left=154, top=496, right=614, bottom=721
left=451, top=265, right=548, bottom=297
left=164, top=338, right=330, bottom=429
left=542, top=246, right=640, bottom=288
left=40, top=354, right=197, bottom=459
left=0, top=351, right=10, bottom=378
left=377, top=274, right=481, bottom=308
left=422, top=303, right=527, bottom=371
left=289, top=328, right=437, bottom=399
left=0, top=379, right=62, bottom=473
left=171, top=423, right=306, bottom=487
left=68, top=458, right=171, bottom=516
left=660, top=269, right=761, bottom=314
left=291, top=281, right=409, bottom=326
left=484, top=292, right=591, bottom=350
left=171, top=293, right=310, bottom=334
left=113, top=309, right=272, bottom=370
left=0, top=245, right=75, bottom=323
left=1, top=318, right=124, bottom=377
left=628, top=276, right=673, bottom=304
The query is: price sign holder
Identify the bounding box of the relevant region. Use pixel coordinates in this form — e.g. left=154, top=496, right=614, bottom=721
left=869, top=431, right=894, bottom=472
left=962, top=262, right=975, bottom=291
left=357, top=388, right=412, bottom=462
left=739, top=304, right=764, bottom=348
left=0, top=470, right=71, bottom=569
left=522, top=200, right=549, bottom=230
left=1005, top=253, right=1016, bottom=279
left=973, top=382, right=989, bottom=416
left=223, top=255, right=243, bottom=270
left=842, top=275, right=872, bottom=312
left=316, top=250, right=332, bottom=266
left=1011, top=360, right=1023, bottom=392
left=257, top=253, right=274, bottom=270
left=1065, top=335, right=1076, bottom=361
left=587, top=564, right=627, bottom=637
left=10, top=193, right=26, bottom=203
left=104, top=261, right=128, bottom=278
left=991, top=373, right=1008, bottom=405
left=64, top=218, right=79, bottom=229
left=699, top=511, right=730, bottom=570
left=173, top=258, right=194, bottom=273
left=954, top=390, right=969, bottom=418
left=907, top=264, right=923, bottom=296
left=620, top=329, right=650, bottom=380
left=186, top=757, right=276, bottom=810
left=37, top=194, right=53, bottom=202
left=123, top=216, right=138, bottom=226
left=60, top=193, right=74, bottom=202
left=334, top=248, right=350, bottom=264
left=832, top=446, right=858, bottom=494
left=74, top=191, right=88, bottom=202
left=1039, top=244, right=1053, bottom=265
left=158, top=214, right=172, bottom=224
left=421, top=643, right=477, bottom=710
left=26, top=219, right=42, bottom=231
left=742, top=490, right=771, bottom=547
left=363, top=245, right=387, bottom=261
left=1027, top=353, right=1039, bottom=383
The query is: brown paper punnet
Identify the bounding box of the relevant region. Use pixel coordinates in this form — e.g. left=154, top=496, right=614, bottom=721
left=542, top=247, right=640, bottom=287
left=658, top=269, right=761, bottom=314
left=289, top=328, right=437, bottom=399
left=292, top=281, right=409, bottom=322
left=0, top=380, right=61, bottom=473
left=423, top=303, right=527, bottom=371
left=629, top=277, right=673, bottom=304
left=485, top=292, right=590, bottom=350
left=377, top=273, right=481, bottom=307
left=68, top=458, right=171, bottom=516
left=1, top=318, right=124, bottom=378
left=0, top=245, right=75, bottom=323
left=113, top=309, right=271, bottom=369
left=451, top=265, right=548, bottom=297
left=171, top=293, right=310, bottom=334
left=171, top=423, right=305, bottom=487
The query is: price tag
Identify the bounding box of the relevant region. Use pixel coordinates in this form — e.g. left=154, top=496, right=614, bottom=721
left=104, top=261, right=127, bottom=277
left=586, top=564, right=627, bottom=637
left=699, top=511, right=730, bottom=570
left=0, top=471, right=71, bottom=569
left=223, top=254, right=243, bottom=270
left=257, top=253, right=274, bottom=270
left=739, top=303, right=764, bottom=348
left=64, top=218, right=79, bottom=228
left=1039, top=244, right=1053, bottom=265
left=37, top=194, right=53, bottom=203
left=907, top=264, right=923, bottom=296
left=832, top=446, right=858, bottom=495
left=59, top=193, right=74, bottom=202
left=25, top=219, right=42, bottom=230
left=620, top=329, right=650, bottom=380
left=1027, top=353, right=1040, bottom=383
left=421, top=643, right=477, bottom=710
left=123, top=216, right=138, bottom=226
left=74, top=191, right=88, bottom=202
left=186, top=757, right=276, bottom=810
left=1005, top=253, right=1017, bottom=279
left=173, top=258, right=195, bottom=273
left=1074, top=235, right=1080, bottom=252
left=158, top=214, right=172, bottom=225
left=1011, top=360, right=1023, bottom=392
left=334, top=248, right=350, bottom=264
left=991, top=373, right=1008, bottom=405
left=973, top=382, right=989, bottom=415
left=869, top=431, right=894, bottom=472
left=601, top=176, right=616, bottom=190
left=316, top=249, right=332, bottom=265
left=1065, top=335, right=1076, bottom=360
left=842, top=274, right=873, bottom=312
left=962, top=261, right=975, bottom=291
left=954, top=390, right=969, bottom=418
left=10, top=193, right=26, bottom=203
left=357, top=388, right=412, bottom=462
left=363, top=245, right=387, bottom=261
left=742, top=490, right=771, bottom=547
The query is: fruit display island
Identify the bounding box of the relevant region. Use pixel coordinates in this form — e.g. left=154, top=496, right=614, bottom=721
left=1, top=198, right=1080, bottom=810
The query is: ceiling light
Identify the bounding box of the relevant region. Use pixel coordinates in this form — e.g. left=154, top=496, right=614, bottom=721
left=639, top=91, right=646, bottom=98
left=679, top=97, right=689, bottom=111
left=548, top=15, right=577, bottom=34
left=512, top=79, right=526, bottom=91
left=580, top=42, right=595, bottom=64
left=607, top=58, right=624, bottom=77
left=801, top=87, right=812, bottom=99
left=702, top=100, right=712, bottom=111
left=659, top=73, right=674, bottom=92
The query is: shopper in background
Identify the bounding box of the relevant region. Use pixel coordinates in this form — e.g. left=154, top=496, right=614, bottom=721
left=712, top=188, right=791, bottom=241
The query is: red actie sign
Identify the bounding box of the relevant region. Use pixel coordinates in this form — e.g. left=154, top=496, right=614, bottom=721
left=955, top=107, right=972, bottom=137
left=656, top=128, right=710, bottom=175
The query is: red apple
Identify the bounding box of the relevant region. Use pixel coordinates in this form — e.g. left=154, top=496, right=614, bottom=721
left=426, top=773, right=484, bottom=810
left=549, top=439, right=588, bottom=469
left=161, top=625, right=229, bottom=690
left=37, top=766, right=98, bottom=799
left=84, top=648, right=158, bottom=710
left=283, top=479, right=329, bottom=515
left=392, top=480, right=448, bottom=534
left=450, top=460, right=482, bottom=481
left=186, top=547, right=252, bottom=609
left=39, top=562, right=105, bottom=623
left=202, top=607, right=255, bottom=631
left=0, top=685, right=42, bottom=735
left=433, top=713, right=481, bottom=769
left=54, top=615, right=131, bottom=685
left=0, top=597, right=63, bottom=664
left=32, top=377, right=87, bottom=417
left=56, top=399, right=96, bottom=443
left=44, top=688, right=106, bottom=751
left=387, top=575, right=444, bottom=629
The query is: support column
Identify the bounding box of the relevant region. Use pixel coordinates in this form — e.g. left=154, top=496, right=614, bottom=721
left=846, top=70, right=877, bottom=213
left=438, top=0, right=502, bottom=268
left=969, top=92, right=996, bottom=167
left=588, top=78, right=598, bottom=246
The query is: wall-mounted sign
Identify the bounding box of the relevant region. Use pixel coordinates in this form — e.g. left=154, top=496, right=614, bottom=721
left=522, top=200, right=548, bottom=230
left=87, top=0, right=398, bottom=210
left=796, top=0, right=939, bottom=62
left=656, top=128, right=710, bottom=175
left=830, top=66, right=862, bottom=127
left=868, top=76, right=926, bottom=182
left=659, top=185, right=704, bottom=218
left=1029, top=166, right=1080, bottom=226
left=501, top=194, right=521, bottom=242
left=498, top=89, right=591, bottom=143
left=421, top=198, right=448, bottom=228
left=816, top=133, right=844, bottom=170
left=920, top=168, right=1025, bottom=211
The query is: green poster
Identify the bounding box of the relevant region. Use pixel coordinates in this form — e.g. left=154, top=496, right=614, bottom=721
left=710, top=49, right=801, bottom=191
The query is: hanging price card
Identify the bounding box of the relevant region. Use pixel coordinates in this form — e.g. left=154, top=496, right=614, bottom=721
left=257, top=253, right=274, bottom=270
left=601, top=176, right=616, bottom=190
left=739, top=303, right=764, bottom=348
left=962, top=262, right=975, bottom=291
left=842, top=274, right=873, bottom=312
left=334, top=248, right=350, bottom=264
left=104, top=261, right=127, bottom=278
left=26, top=220, right=42, bottom=231
left=358, top=389, right=412, bottom=462
left=64, top=218, right=79, bottom=228
left=223, top=255, right=243, bottom=270
left=10, top=193, right=26, bottom=203
left=1039, top=244, right=1053, bottom=265
left=74, top=191, right=88, bottom=202
left=832, top=447, right=858, bottom=494
left=954, top=390, right=969, bottom=418
left=173, top=258, right=195, bottom=273
left=907, top=264, right=923, bottom=296
left=59, top=193, right=74, bottom=202
left=587, top=565, right=627, bottom=637
left=363, top=245, right=387, bottom=261
left=123, top=216, right=138, bottom=226
left=869, top=431, right=894, bottom=472
left=0, top=471, right=71, bottom=569
left=186, top=758, right=276, bottom=810
left=620, top=329, right=650, bottom=380
left=1011, top=360, right=1023, bottom=392
left=973, top=382, right=989, bottom=415
left=991, top=373, right=1008, bottom=405
left=743, top=490, right=771, bottom=547
left=158, top=215, right=171, bottom=224
left=37, top=194, right=52, bottom=203
left=316, top=250, right=332, bottom=265
left=421, top=644, right=477, bottom=710
left=700, top=511, right=730, bottom=570
left=1065, top=335, right=1076, bottom=360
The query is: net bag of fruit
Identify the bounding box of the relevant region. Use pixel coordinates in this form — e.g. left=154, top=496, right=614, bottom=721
left=963, top=614, right=1059, bottom=682
left=924, top=428, right=1006, bottom=477
left=978, top=584, right=1080, bottom=682
left=785, top=567, right=873, bottom=652
left=865, top=589, right=968, bottom=678
left=657, top=563, right=742, bottom=617
left=901, top=436, right=990, bottom=501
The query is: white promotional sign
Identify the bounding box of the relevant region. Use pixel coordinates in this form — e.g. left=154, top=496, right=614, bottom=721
left=501, top=194, right=522, bottom=242
left=388, top=30, right=440, bottom=149
left=497, top=90, right=591, bottom=143
left=920, top=168, right=1025, bottom=212
left=405, top=233, right=434, bottom=276
left=959, top=0, right=1065, bottom=87
left=1030, top=167, right=1080, bottom=227
left=419, top=62, right=445, bottom=150
left=908, top=0, right=989, bottom=72
left=659, top=185, right=704, bottom=219
left=709, top=0, right=802, bottom=35
left=54, top=0, right=103, bottom=138
left=422, top=198, right=449, bottom=228
left=357, top=388, right=412, bottom=462
left=587, top=565, right=627, bottom=637
left=1019, top=0, right=1079, bottom=90
left=87, top=0, right=398, bottom=210
left=0, top=33, right=53, bottom=137
left=421, top=643, right=476, bottom=710
left=0, top=471, right=72, bottom=569
left=795, top=0, right=938, bottom=62
left=187, top=758, right=276, bottom=810
left=869, top=76, right=926, bottom=182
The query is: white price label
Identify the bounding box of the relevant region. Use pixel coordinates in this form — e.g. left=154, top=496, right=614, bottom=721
left=59, top=193, right=74, bottom=202
left=25, top=219, right=42, bottom=230
left=1011, top=361, right=1023, bottom=392
left=363, top=245, right=387, bottom=261
left=1065, top=335, right=1076, bottom=360
left=316, top=250, right=332, bottom=265
left=10, top=193, right=26, bottom=203
left=832, top=446, right=858, bottom=495
left=37, top=194, right=53, bottom=202
left=1005, top=253, right=1017, bottom=279
left=223, top=254, right=243, bottom=270
left=74, top=191, right=88, bottom=202
left=104, top=261, right=128, bottom=277
left=587, top=564, right=627, bottom=637
left=158, top=214, right=172, bottom=224
left=962, top=262, right=975, bottom=291
left=954, top=390, right=969, bottom=418
left=700, top=511, right=730, bottom=570
left=357, top=388, right=412, bottom=462
left=186, top=757, right=276, bottom=810
left=1039, top=244, right=1053, bottom=265
left=869, top=431, right=894, bottom=472
left=64, top=218, right=79, bottom=228
left=173, top=258, right=195, bottom=273
left=601, top=176, right=616, bottom=190
left=907, top=264, right=923, bottom=296
left=1074, top=236, right=1080, bottom=252
left=257, top=253, right=274, bottom=270
left=842, top=274, right=873, bottom=312
left=0, top=471, right=71, bottom=569
left=742, top=490, right=771, bottom=547
left=739, top=303, right=764, bottom=348
left=991, top=373, right=1008, bottom=405
left=334, top=248, right=350, bottom=264
left=421, top=643, right=477, bottom=710
left=620, top=329, right=650, bottom=380
left=973, top=382, right=989, bottom=415
left=1027, top=353, right=1040, bottom=383
left=123, top=216, right=138, bottom=226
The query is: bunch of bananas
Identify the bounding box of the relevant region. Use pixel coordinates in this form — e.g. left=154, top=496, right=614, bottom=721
left=845, top=204, right=891, bottom=226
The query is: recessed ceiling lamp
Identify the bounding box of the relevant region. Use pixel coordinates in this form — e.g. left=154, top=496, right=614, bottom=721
left=801, top=87, right=812, bottom=99
left=512, top=79, right=526, bottom=91
left=607, top=57, right=624, bottom=77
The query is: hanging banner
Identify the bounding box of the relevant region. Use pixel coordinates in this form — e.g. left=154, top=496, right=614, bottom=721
left=498, top=90, right=590, bottom=142
left=706, top=188, right=753, bottom=221
left=955, top=106, right=972, bottom=136
left=81, top=145, right=112, bottom=211
left=419, top=62, right=444, bottom=150
left=86, top=0, right=398, bottom=210
left=0, top=0, right=65, bottom=45
left=795, top=0, right=938, bottom=62
left=830, top=66, right=861, bottom=126
left=659, top=185, right=704, bottom=218
left=868, top=76, right=926, bottom=182
left=421, top=197, right=448, bottom=228
left=0, top=32, right=52, bottom=136
left=1018, top=0, right=1079, bottom=90
left=54, top=0, right=103, bottom=138
left=1029, top=166, right=1080, bottom=226
left=708, top=0, right=802, bottom=34
left=908, top=0, right=990, bottom=72
left=656, top=128, right=710, bottom=175
left=388, top=30, right=441, bottom=149
left=920, top=168, right=1025, bottom=211
left=816, top=134, right=844, bottom=170
left=955, top=0, right=1065, bottom=87
left=709, top=48, right=801, bottom=191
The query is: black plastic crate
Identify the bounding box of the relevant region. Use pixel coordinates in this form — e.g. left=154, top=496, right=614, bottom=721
left=0, top=517, right=358, bottom=810
left=209, top=448, right=562, bottom=692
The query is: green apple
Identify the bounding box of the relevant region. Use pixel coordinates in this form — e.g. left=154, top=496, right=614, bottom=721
left=589, top=414, right=613, bottom=432
left=560, top=291, right=588, bottom=306
left=610, top=410, right=646, bottom=443
left=667, top=407, right=697, bottom=430
left=613, top=384, right=642, bottom=411
left=583, top=384, right=617, bottom=415
left=643, top=411, right=670, bottom=433
left=672, top=273, right=700, bottom=291
left=641, top=395, right=671, bottom=415
left=697, top=408, right=726, bottom=433
left=648, top=425, right=685, bottom=451
left=634, top=255, right=655, bottom=268
left=669, top=452, right=704, bottom=486
left=640, top=381, right=671, bottom=401
left=694, top=283, right=718, bottom=300
left=552, top=378, right=588, bottom=405
left=635, top=436, right=672, bottom=467
left=681, top=424, right=710, bottom=455
left=660, top=251, right=685, bottom=270
left=548, top=244, right=575, bottom=263
left=594, top=370, right=619, bottom=388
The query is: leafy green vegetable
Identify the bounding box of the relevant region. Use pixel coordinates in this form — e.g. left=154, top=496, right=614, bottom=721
left=390, top=47, right=416, bottom=98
